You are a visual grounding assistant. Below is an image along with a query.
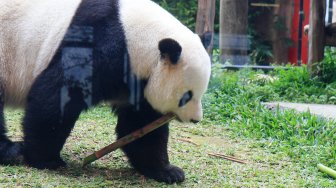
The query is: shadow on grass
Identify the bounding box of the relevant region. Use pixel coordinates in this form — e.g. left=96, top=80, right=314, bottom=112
left=3, top=158, right=144, bottom=184
left=56, top=161, right=142, bottom=182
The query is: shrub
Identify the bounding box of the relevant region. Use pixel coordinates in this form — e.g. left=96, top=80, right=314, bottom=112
left=313, top=47, right=336, bottom=83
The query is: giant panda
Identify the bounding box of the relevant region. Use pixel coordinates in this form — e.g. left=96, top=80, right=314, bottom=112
left=0, top=0, right=211, bottom=184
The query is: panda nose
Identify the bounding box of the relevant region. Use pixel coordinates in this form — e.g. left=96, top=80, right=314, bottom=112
left=190, top=119, right=200, bottom=124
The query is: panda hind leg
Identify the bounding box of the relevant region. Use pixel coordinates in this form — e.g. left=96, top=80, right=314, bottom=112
left=22, top=100, right=67, bottom=170
left=22, top=63, right=86, bottom=169
left=115, top=105, right=185, bottom=184
left=0, top=90, right=24, bottom=165
left=23, top=99, right=82, bottom=170
left=23, top=88, right=86, bottom=170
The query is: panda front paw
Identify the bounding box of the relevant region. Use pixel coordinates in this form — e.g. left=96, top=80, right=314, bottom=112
left=26, top=157, right=66, bottom=170
left=144, top=165, right=185, bottom=184
left=0, top=141, right=24, bottom=165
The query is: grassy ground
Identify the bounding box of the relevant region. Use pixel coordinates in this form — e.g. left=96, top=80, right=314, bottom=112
left=1, top=67, right=336, bottom=187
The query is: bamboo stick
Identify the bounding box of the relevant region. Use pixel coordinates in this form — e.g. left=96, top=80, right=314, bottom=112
left=317, top=164, right=336, bottom=178
left=83, top=113, right=176, bottom=166
left=175, top=138, right=200, bottom=146
left=208, top=153, right=248, bottom=164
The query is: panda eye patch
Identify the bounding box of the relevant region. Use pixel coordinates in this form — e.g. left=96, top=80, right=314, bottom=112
left=179, top=91, right=193, bottom=107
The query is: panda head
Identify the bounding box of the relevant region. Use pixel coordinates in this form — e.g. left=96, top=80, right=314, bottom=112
left=144, top=35, right=211, bottom=123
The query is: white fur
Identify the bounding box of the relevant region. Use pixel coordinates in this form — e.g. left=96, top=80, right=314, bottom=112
left=119, top=0, right=211, bottom=122
left=0, top=0, right=81, bottom=106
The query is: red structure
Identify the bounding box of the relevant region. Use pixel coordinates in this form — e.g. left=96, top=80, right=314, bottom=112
left=288, top=0, right=310, bottom=65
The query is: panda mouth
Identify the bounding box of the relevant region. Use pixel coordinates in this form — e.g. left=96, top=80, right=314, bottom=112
left=167, top=112, right=182, bottom=122
left=167, top=113, right=197, bottom=124
left=175, top=117, right=183, bottom=123
left=175, top=117, right=199, bottom=124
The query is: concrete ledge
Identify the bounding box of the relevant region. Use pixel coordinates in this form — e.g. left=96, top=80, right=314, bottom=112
left=263, top=102, right=336, bottom=120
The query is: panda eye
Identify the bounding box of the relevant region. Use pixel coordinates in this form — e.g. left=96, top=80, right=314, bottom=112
left=178, top=91, right=193, bottom=107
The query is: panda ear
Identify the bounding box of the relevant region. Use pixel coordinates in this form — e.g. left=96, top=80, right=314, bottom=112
left=158, top=38, right=182, bottom=65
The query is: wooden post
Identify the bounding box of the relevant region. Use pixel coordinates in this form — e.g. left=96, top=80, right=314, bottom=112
left=219, top=0, right=249, bottom=65
left=272, top=0, right=294, bottom=64
left=195, top=0, right=216, bottom=54
left=308, top=0, right=326, bottom=70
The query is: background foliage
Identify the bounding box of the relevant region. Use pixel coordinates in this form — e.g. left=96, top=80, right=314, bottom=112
left=313, top=47, right=336, bottom=83
left=152, top=0, right=198, bottom=30
left=152, top=0, right=221, bottom=32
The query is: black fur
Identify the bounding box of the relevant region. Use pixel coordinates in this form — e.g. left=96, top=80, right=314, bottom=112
left=159, top=38, right=182, bottom=64
left=199, top=31, right=212, bottom=49
left=0, top=0, right=184, bottom=184
left=23, top=58, right=69, bottom=169
left=0, top=84, right=5, bottom=141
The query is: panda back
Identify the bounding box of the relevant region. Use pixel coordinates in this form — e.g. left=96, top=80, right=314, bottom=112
left=0, top=0, right=81, bottom=106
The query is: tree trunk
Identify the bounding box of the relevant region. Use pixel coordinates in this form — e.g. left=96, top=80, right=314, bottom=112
left=195, top=0, right=216, bottom=54
left=219, top=0, right=249, bottom=65
left=308, top=0, right=326, bottom=71
left=272, top=0, right=294, bottom=64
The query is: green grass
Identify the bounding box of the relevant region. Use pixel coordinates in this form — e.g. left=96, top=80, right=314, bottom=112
left=1, top=66, right=336, bottom=187
left=203, top=66, right=336, bottom=186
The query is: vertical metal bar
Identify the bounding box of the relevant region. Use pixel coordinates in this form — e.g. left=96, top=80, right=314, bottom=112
left=328, top=0, right=333, bottom=24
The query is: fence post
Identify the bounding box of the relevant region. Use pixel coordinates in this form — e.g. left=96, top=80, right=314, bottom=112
left=195, top=0, right=216, bottom=54
left=308, top=0, right=326, bottom=71
left=219, top=0, right=249, bottom=65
